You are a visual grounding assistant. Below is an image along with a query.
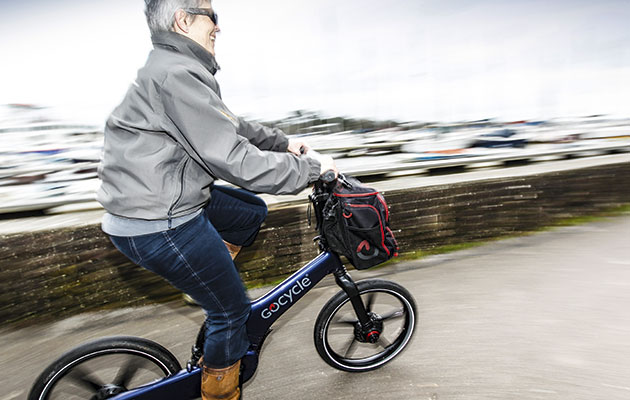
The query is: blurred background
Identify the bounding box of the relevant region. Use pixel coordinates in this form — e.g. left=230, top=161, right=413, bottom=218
left=2, top=4, right=630, bottom=398
left=1, top=0, right=629, bottom=216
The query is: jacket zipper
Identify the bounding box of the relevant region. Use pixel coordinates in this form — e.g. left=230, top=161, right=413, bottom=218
left=218, top=109, right=237, bottom=125
left=167, top=158, right=189, bottom=229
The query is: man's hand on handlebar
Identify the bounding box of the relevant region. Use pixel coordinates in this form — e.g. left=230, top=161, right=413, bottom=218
left=290, top=141, right=338, bottom=181
left=304, top=149, right=338, bottom=181
left=318, top=155, right=338, bottom=180
left=287, top=139, right=311, bottom=156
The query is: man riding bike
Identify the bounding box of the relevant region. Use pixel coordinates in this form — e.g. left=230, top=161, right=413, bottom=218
left=96, top=1, right=336, bottom=398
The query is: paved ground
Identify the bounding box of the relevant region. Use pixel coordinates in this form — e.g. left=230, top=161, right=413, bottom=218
left=2, top=214, right=630, bottom=400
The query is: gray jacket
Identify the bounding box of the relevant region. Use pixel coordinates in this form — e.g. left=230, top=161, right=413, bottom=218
left=97, top=32, right=320, bottom=221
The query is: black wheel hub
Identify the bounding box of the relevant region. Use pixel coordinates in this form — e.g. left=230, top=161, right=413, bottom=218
left=90, top=384, right=127, bottom=400
left=354, top=313, right=384, bottom=343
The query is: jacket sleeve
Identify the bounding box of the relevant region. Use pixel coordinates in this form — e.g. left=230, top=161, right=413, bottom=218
left=237, top=117, right=289, bottom=152
left=159, top=67, right=320, bottom=195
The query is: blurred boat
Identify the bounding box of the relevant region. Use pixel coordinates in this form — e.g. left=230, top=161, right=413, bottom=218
left=298, top=130, right=361, bottom=154
left=401, top=127, right=480, bottom=153
left=470, top=128, right=531, bottom=148
left=580, top=125, right=630, bottom=140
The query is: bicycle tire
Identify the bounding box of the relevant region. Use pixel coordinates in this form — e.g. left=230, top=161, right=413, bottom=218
left=28, top=336, right=182, bottom=400
left=314, top=279, right=417, bottom=372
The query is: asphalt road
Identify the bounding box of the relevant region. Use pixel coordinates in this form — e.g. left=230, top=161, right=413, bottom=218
left=2, top=214, right=629, bottom=400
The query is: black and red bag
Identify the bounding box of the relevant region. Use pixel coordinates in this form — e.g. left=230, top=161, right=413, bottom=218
left=319, top=175, right=399, bottom=269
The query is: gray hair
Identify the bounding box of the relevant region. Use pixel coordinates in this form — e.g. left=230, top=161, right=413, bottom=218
left=145, top=0, right=205, bottom=35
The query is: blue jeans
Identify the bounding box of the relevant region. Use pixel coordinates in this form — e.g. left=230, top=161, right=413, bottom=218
left=109, top=185, right=267, bottom=368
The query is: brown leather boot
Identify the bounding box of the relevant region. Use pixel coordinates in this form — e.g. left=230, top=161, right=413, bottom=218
left=223, top=240, right=242, bottom=260
left=201, top=360, right=241, bottom=400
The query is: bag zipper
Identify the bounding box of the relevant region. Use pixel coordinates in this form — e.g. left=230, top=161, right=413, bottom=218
left=347, top=203, right=390, bottom=256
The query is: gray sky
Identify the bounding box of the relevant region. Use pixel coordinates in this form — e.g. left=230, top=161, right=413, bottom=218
left=1, top=0, right=629, bottom=124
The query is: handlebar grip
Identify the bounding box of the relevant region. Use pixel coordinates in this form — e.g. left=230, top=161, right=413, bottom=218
left=320, top=170, right=337, bottom=183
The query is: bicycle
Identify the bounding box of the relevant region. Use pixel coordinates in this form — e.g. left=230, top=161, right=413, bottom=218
left=28, top=174, right=417, bottom=400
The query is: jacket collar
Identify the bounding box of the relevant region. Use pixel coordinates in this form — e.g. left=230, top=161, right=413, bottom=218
left=151, top=31, right=220, bottom=76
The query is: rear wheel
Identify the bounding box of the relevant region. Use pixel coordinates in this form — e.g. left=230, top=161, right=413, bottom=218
left=314, top=279, right=417, bottom=372
left=28, top=336, right=181, bottom=400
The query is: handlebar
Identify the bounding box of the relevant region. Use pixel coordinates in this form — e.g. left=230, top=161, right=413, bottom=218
left=320, top=170, right=337, bottom=183
left=301, top=148, right=338, bottom=184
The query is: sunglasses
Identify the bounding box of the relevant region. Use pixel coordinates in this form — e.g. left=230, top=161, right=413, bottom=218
left=185, top=8, right=218, bottom=25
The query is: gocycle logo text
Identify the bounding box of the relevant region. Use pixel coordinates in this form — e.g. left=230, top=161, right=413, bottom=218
left=261, top=276, right=312, bottom=319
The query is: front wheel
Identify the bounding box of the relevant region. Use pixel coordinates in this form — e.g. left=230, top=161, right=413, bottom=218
left=314, top=279, right=417, bottom=372
left=28, top=336, right=182, bottom=400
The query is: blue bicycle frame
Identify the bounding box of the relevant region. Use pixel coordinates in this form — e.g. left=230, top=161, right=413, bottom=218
left=113, top=251, right=345, bottom=400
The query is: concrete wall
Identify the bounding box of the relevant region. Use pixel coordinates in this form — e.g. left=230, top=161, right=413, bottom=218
left=2, top=161, right=629, bottom=326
